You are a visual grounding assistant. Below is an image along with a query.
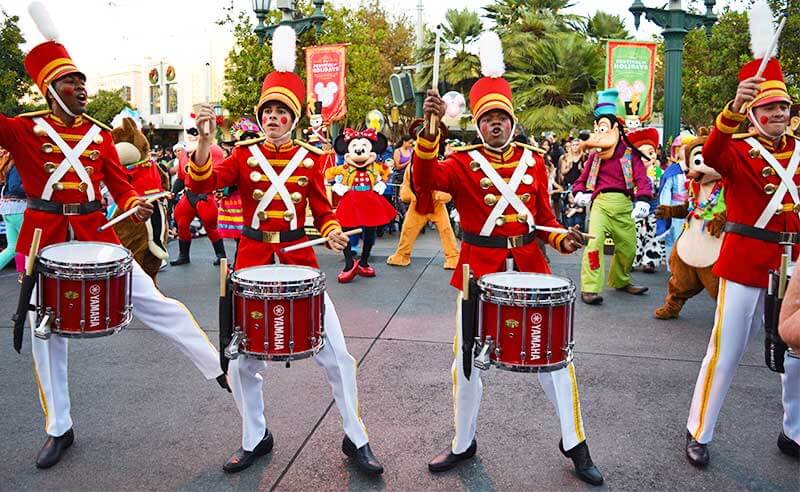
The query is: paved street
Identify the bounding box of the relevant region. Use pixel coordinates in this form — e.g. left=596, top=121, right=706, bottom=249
left=1, top=230, right=797, bottom=491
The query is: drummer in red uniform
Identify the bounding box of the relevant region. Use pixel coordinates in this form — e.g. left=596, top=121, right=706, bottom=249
left=684, top=7, right=800, bottom=465
left=189, top=26, right=383, bottom=475
left=0, top=9, right=226, bottom=469
left=414, top=32, right=603, bottom=485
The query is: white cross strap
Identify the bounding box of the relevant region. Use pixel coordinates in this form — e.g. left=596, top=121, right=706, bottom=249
left=747, top=137, right=800, bottom=228
left=34, top=117, right=100, bottom=201
left=248, top=144, right=308, bottom=230
left=470, top=149, right=535, bottom=236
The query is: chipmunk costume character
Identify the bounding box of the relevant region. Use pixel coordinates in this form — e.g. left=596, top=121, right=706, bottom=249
left=654, top=129, right=726, bottom=319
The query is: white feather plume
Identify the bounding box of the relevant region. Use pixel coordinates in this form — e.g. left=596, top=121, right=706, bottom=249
left=749, top=0, right=777, bottom=59
left=479, top=31, right=505, bottom=78
left=28, top=1, right=60, bottom=42
left=272, top=25, right=296, bottom=73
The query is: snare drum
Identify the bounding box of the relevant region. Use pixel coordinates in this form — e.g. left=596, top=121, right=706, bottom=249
left=475, top=272, right=576, bottom=372
left=228, top=265, right=325, bottom=362
left=36, top=242, right=133, bottom=338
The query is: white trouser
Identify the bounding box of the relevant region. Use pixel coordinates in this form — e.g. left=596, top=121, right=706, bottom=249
left=229, top=293, right=368, bottom=452
left=31, top=261, right=222, bottom=437
left=687, top=278, right=800, bottom=444
left=451, top=293, right=587, bottom=454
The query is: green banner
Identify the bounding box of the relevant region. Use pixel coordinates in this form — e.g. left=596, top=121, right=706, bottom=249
left=605, top=41, right=657, bottom=122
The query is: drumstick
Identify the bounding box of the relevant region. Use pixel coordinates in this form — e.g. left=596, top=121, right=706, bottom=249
left=25, top=228, right=42, bottom=276
left=280, top=228, right=363, bottom=253
left=96, top=191, right=172, bottom=232
left=429, top=25, right=442, bottom=135
left=462, top=264, right=470, bottom=301
left=535, top=225, right=596, bottom=241
left=219, top=258, right=228, bottom=297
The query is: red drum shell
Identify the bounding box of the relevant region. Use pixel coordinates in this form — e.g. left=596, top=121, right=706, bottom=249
left=477, top=272, right=575, bottom=372
left=36, top=242, right=133, bottom=338
left=231, top=265, right=325, bottom=361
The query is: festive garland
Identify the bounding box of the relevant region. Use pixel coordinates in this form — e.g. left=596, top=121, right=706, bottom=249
left=687, top=181, right=722, bottom=220
left=149, top=68, right=158, bottom=85
left=165, top=65, right=175, bottom=82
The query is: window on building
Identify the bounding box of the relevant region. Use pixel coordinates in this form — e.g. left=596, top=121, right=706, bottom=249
left=166, top=83, right=178, bottom=113
left=122, top=86, right=132, bottom=102
left=150, top=85, right=161, bottom=114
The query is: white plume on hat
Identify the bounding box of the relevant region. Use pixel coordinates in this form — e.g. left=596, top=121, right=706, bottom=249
left=28, top=1, right=60, bottom=42
left=749, top=0, right=778, bottom=59
left=479, top=31, right=505, bottom=78
left=272, top=25, right=297, bottom=73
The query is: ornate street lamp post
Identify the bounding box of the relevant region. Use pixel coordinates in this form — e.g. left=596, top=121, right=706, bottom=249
left=630, top=0, right=717, bottom=145
left=251, top=0, right=327, bottom=46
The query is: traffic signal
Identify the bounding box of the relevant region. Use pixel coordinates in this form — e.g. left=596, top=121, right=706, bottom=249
left=389, top=72, right=415, bottom=106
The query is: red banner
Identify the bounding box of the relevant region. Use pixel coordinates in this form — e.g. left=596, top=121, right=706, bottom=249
left=304, top=44, right=348, bottom=124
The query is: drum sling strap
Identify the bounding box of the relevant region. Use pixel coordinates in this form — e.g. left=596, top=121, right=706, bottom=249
left=765, top=270, right=789, bottom=373
left=461, top=274, right=480, bottom=380
left=248, top=144, right=307, bottom=231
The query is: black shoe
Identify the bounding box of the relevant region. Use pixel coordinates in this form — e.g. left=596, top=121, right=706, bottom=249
left=223, top=430, right=274, bottom=473
left=170, top=240, right=191, bottom=266
left=685, top=430, right=709, bottom=467
left=36, top=428, right=74, bottom=469
left=216, top=374, right=231, bottom=393
left=428, top=439, right=477, bottom=473
left=212, top=239, right=227, bottom=266
left=559, top=439, right=604, bottom=486
left=778, top=432, right=799, bottom=458
left=342, top=436, right=384, bottom=475
left=581, top=292, right=604, bottom=305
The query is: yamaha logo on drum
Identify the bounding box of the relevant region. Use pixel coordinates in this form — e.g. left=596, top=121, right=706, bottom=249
left=529, top=312, right=543, bottom=360
left=89, top=284, right=102, bottom=328
left=272, top=305, right=286, bottom=350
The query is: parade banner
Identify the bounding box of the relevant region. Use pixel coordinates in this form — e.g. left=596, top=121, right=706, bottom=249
left=304, top=44, right=348, bottom=124
left=605, top=40, right=657, bottom=122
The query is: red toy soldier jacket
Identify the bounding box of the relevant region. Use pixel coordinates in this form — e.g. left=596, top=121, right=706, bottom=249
left=413, top=135, right=572, bottom=289
left=186, top=138, right=340, bottom=270
left=0, top=110, right=140, bottom=253
left=704, top=103, right=800, bottom=288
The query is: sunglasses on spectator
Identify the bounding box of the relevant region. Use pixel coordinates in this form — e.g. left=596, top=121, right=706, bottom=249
left=186, top=128, right=199, bottom=136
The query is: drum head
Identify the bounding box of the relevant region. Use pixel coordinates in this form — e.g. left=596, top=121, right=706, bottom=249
left=235, top=265, right=320, bottom=282
left=39, top=241, right=130, bottom=264
left=481, top=272, right=570, bottom=289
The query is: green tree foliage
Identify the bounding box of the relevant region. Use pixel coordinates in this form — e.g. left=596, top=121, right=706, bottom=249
left=496, top=1, right=604, bottom=136
left=583, top=12, right=630, bottom=43
left=86, top=89, right=132, bottom=127
left=768, top=0, right=798, bottom=101
left=415, top=8, right=482, bottom=95
left=0, top=11, right=31, bottom=115
left=221, top=0, right=414, bottom=130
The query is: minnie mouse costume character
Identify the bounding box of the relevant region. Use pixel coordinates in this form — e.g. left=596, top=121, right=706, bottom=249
left=326, top=128, right=397, bottom=283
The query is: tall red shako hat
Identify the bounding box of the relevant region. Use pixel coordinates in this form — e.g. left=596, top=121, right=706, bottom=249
left=23, top=1, right=85, bottom=116
left=256, top=25, right=305, bottom=131
left=741, top=0, right=792, bottom=131
left=627, top=127, right=660, bottom=151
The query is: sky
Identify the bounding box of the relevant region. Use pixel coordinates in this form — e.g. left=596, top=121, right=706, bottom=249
left=0, top=0, right=745, bottom=82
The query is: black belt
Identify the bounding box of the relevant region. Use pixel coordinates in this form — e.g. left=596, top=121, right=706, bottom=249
left=27, top=198, right=103, bottom=216
left=724, top=222, right=800, bottom=245
left=242, top=226, right=306, bottom=244
left=462, top=231, right=536, bottom=249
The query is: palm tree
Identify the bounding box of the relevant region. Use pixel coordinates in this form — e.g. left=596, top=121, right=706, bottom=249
left=505, top=31, right=604, bottom=135
left=484, top=0, right=583, bottom=34
left=416, top=8, right=483, bottom=95
left=584, top=12, right=631, bottom=43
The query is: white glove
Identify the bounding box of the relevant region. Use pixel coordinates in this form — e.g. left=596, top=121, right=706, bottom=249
left=373, top=181, right=387, bottom=195
left=632, top=201, right=650, bottom=219
left=332, top=182, right=350, bottom=196
left=574, top=192, right=592, bottom=207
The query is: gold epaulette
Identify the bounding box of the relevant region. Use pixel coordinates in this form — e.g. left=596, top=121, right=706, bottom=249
left=83, top=114, right=113, bottom=132
left=293, top=139, right=325, bottom=155
left=17, top=109, right=51, bottom=118
left=449, top=143, right=483, bottom=153
left=513, top=141, right=546, bottom=155
left=732, top=131, right=757, bottom=140
left=235, top=136, right=266, bottom=147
